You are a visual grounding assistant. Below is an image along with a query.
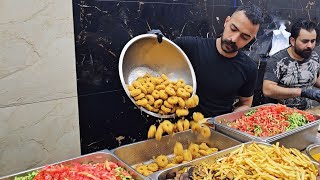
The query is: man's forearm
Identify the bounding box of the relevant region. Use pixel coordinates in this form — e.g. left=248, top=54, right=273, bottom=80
left=233, top=96, right=253, bottom=112
left=234, top=104, right=251, bottom=112
left=263, top=81, right=301, bottom=100
left=267, top=86, right=301, bottom=99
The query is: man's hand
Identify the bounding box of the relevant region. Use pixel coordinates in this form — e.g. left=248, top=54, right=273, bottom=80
left=147, top=29, right=164, bottom=43
left=301, top=88, right=320, bottom=102
left=147, top=29, right=163, bottom=36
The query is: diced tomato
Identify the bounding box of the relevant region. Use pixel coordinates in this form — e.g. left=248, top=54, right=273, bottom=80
left=33, top=160, right=135, bottom=180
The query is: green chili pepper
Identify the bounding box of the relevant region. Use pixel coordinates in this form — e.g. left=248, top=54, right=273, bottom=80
left=245, top=109, right=257, bottom=116
left=286, top=112, right=308, bottom=131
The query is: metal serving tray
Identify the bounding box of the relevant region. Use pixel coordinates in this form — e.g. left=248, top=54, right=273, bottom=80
left=111, top=129, right=241, bottom=178
left=211, top=104, right=320, bottom=151
left=0, top=150, right=146, bottom=180
left=150, top=141, right=317, bottom=179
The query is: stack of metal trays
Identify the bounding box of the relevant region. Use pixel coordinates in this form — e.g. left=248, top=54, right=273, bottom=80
left=211, top=104, right=320, bottom=150
left=111, top=129, right=241, bottom=178
left=0, top=150, right=146, bottom=180
left=150, top=141, right=318, bottom=179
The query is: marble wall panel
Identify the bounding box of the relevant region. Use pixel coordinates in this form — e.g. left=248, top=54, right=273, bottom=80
left=0, top=0, right=77, bottom=107
left=0, top=0, right=80, bottom=176
left=0, top=97, right=80, bottom=176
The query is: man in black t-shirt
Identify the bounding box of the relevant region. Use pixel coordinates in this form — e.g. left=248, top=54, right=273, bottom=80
left=173, top=3, right=263, bottom=117
left=263, top=20, right=320, bottom=110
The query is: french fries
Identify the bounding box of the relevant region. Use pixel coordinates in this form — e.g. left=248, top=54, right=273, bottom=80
left=191, top=142, right=318, bottom=180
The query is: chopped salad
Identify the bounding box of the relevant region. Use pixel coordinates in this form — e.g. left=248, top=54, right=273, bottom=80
left=13, top=160, right=135, bottom=180
left=228, top=104, right=317, bottom=137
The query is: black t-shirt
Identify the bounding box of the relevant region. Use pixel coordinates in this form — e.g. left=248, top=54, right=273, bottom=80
left=174, top=36, right=258, bottom=117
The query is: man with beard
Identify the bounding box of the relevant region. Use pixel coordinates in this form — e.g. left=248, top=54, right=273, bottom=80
left=173, top=3, right=263, bottom=117
left=263, top=19, right=320, bottom=110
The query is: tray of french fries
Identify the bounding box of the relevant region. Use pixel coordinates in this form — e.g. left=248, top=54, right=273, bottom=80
left=211, top=103, right=320, bottom=150
left=150, top=141, right=318, bottom=179
left=111, top=129, right=241, bottom=178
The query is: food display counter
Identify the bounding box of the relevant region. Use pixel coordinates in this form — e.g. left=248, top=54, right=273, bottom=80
left=1, top=104, right=320, bottom=180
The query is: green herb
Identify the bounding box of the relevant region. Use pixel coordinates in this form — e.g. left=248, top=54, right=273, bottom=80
left=245, top=109, right=257, bottom=116
left=115, top=167, right=122, bottom=172
left=14, top=171, right=38, bottom=180
left=254, top=125, right=262, bottom=136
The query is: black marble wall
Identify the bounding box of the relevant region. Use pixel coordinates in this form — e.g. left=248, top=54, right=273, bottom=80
left=73, top=0, right=319, bottom=154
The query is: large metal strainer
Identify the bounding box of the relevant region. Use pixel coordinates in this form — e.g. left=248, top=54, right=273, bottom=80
left=118, top=33, right=197, bottom=118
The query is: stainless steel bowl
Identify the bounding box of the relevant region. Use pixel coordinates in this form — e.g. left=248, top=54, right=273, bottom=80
left=306, top=144, right=320, bottom=165
left=119, top=34, right=197, bottom=118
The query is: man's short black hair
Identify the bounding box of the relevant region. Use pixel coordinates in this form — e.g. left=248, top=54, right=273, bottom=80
left=290, top=19, right=318, bottom=39
left=235, top=3, right=264, bottom=25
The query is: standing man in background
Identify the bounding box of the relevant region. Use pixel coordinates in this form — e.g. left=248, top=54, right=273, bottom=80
left=173, top=3, right=264, bottom=117
left=263, top=19, right=320, bottom=110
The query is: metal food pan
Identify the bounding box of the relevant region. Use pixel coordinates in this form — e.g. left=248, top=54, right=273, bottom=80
left=150, top=141, right=317, bottom=179
left=306, top=144, right=320, bottom=165
left=211, top=103, right=320, bottom=150
left=0, top=150, right=146, bottom=180
left=111, top=129, right=241, bottom=177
